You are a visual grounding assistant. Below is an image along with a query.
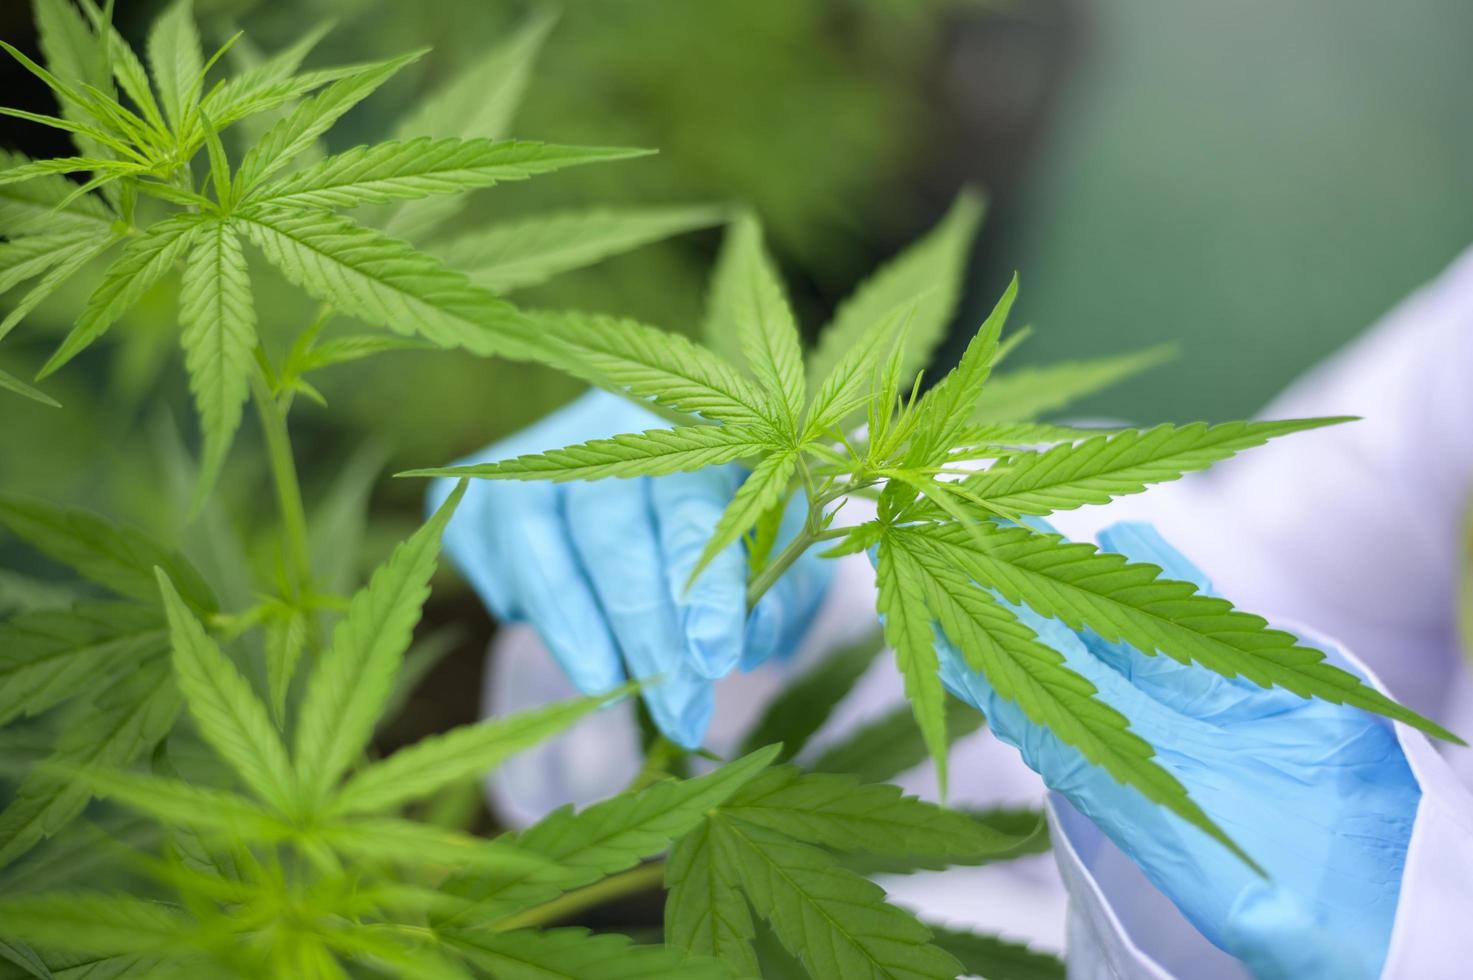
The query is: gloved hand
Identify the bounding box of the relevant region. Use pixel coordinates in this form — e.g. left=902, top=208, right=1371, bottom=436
left=935, top=522, right=1421, bottom=980
left=428, top=388, right=833, bottom=748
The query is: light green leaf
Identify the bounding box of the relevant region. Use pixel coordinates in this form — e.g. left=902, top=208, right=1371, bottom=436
left=178, top=221, right=257, bottom=504
left=808, top=189, right=984, bottom=391
left=804, top=303, right=909, bottom=437
left=316, top=819, right=555, bottom=875
left=845, top=806, right=1050, bottom=876
left=704, top=213, right=804, bottom=427
left=0, top=495, right=216, bottom=612
left=296, top=334, right=433, bottom=374
left=905, top=273, right=1016, bottom=464
left=688, top=449, right=797, bottom=588
left=197, top=23, right=334, bottom=129
left=0, top=232, right=120, bottom=347
left=914, top=520, right=1461, bottom=744
left=264, top=609, right=309, bottom=723
left=383, top=9, right=555, bottom=240
left=330, top=691, right=614, bottom=817
left=950, top=421, right=1122, bottom=449
left=0, top=156, right=135, bottom=189
left=440, top=746, right=779, bottom=925
left=80, top=7, right=167, bottom=134
left=434, top=205, right=724, bottom=294
left=0, top=893, right=185, bottom=958
left=0, top=369, right=60, bottom=409
left=156, top=571, right=295, bottom=814
left=445, top=928, right=729, bottom=980
left=405, top=424, right=768, bottom=483
left=946, top=418, right=1347, bottom=517
left=874, top=540, right=951, bottom=797
left=250, top=138, right=646, bottom=210
left=293, top=482, right=464, bottom=805
left=714, top=815, right=962, bottom=980
left=73, top=768, right=283, bottom=838
left=146, top=0, right=202, bottom=129
left=926, top=926, right=1065, bottom=980
left=665, top=820, right=758, bottom=977
left=0, top=603, right=166, bottom=725
left=970, top=345, right=1174, bottom=424
left=0, top=150, right=114, bottom=236
left=738, top=631, right=884, bottom=761
left=722, top=767, right=1031, bottom=862
left=38, top=212, right=204, bottom=379
left=530, top=310, right=775, bottom=427
left=234, top=49, right=424, bottom=193
left=0, top=231, right=96, bottom=296
left=809, top=697, right=983, bottom=785
left=238, top=207, right=533, bottom=358
left=0, top=660, right=179, bottom=871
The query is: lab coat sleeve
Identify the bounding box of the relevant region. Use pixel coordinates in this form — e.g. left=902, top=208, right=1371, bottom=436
left=1047, top=632, right=1473, bottom=980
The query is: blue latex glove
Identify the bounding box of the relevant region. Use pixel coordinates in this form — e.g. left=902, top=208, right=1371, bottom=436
left=428, top=389, right=833, bottom=748
left=934, top=522, right=1420, bottom=979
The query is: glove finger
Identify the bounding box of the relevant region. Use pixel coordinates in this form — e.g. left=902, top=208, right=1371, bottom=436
left=1085, top=522, right=1301, bottom=720
left=493, top=482, right=627, bottom=696
left=432, top=474, right=514, bottom=623
left=566, top=478, right=714, bottom=748
left=743, top=492, right=835, bottom=670
left=650, top=466, right=746, bottom=679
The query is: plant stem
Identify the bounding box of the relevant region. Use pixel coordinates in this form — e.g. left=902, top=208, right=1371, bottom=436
left=746, top=525, right=817, bottom=608
left=249, top=366, right=312, bottom=596
left=493, top=863, right=667, bottom=932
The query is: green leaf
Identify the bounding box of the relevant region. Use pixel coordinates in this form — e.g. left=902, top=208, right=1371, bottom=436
left=156, top=570, right=296, bottom=814
left=249, top=138, right=647, bottom=210
left=330, top=691, right=615, bottom=816
left=0, top=495, right=216, bottom=612
left=804, top=303, right=909, bottom=438
left=264, top=609, right=308, bottom=723
left=687, top=449, right=797, bottom=588
left=713, top=815, right=962, bottom=979
left=721, top=767, right=1033, bottom=862
left=293, top=481, right=464, bottom=805
left=0, top=232, right=120, bottom=348
left=440, top=746, right=779, bottom=925
left=893, top=526, right=1254, bottom=867
left=405, top=424, right=768, bottom=483
left=0, top=603, right=166, bottom=726
left=704, top=214, right=804, bottom=427
left=0, top=150, right=114, bottom=236
left=178, top=221, right=257, bottom=504
left=913, top=520, right=1461, bottom=743
left=0, top=369, right=60, bottom=409
left=0, top=893, right=186, bottom=958
left=237, top=207, right=533, bottom=358
left=531, top=310, right=775, bottom=428
left=382, top=9, right=555, bottom=240
left=295, top=334, right=433, bottom=374
left=445, top=928, right=729, bottom=980
left=196, top=24, right=335, bottom=129
left=665, top=820, right=759, bottom=977
left=35, top=0, right=109, bottom=96
left=0, top=231, right=96, bottom=296
left=38, top=212, right=205, bottom=379
left=316, top=819, right=555, bottom=875
left=946, top=418, right=1347, bottom=517
left=874, top=541, right=951, bottom=796
left=905, top=273, right=1016, bottom=464
left=82, top=8, right=168, bottom=135
left=738, top=631, right=884, bottom=761
left=845, top=806, right=1050, bottom=876
left=926, top=927, right=1065, bottom=980
left=72, top=768, right=283, bottom=838
left=434, top=205, right=724, bottom=294
left=809, top=697, right=983, bottom=784
left=146, top=0, right=202, bottom=129
left=808, top=189, right=984, bottom=392
left=970, top=345, right=1174, bottom=424
left=234, top=50, right=424, bottom=193
left=0, top=660, right=179, bottom=870
left=0, top=938, right=51, bottom=980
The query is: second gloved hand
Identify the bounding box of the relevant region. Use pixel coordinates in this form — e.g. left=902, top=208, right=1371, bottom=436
left=429, top=389, right=834, bottom=748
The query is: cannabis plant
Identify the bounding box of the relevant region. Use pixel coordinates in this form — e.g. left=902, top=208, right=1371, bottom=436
left=0, top=1, right=1457, bottom=978
left=412, top=197, right=1460, bottom=869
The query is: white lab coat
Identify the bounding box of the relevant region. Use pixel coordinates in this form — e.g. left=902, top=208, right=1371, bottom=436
left=479, top=243, right=1473, bottom=977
